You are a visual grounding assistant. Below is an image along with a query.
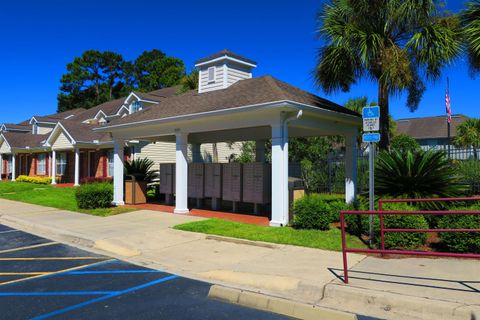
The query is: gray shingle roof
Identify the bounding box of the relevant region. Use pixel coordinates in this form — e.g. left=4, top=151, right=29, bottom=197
left=2, top=132, right=49, bottom=149
left=104, top=76, right=359, bottom=127
left=195, top=50, right=257, bottom=66
left=396, top=115, right=469, bottom=139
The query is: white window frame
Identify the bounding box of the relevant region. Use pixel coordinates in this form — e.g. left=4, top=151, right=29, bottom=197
left=32, top=123, right=38, bottom=135
left=130, top=101, right=143, bottom=114
left=8, top=155, right=12, bottom=174
left=208, top=66, right=216, bottom=83
left=57, top=152, right=67, bottom=175
left=37, top=154, right=46, bottom=175
left=107, top=151, right=114, bottom=177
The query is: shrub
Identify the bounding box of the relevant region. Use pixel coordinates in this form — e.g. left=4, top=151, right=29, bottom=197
left=75, top=182, right=113, bottom=209
left=375, top=150, right=465, bottom=207
left=438, top=205, right=480, bottom=253
left=124, top=158, right=158, bottom=182
left=292, top=195, right=331, bottom=230
left=345, top=202, right=428, bottom=249
left=16, top=175, right=59, bottom=185
left=390, top=134, right=421, bottom=154
left=80, top=177, right=113, bottom=184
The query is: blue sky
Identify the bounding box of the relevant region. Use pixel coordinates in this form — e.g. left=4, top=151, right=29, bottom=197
left=0, top=0, right=477, bottom=124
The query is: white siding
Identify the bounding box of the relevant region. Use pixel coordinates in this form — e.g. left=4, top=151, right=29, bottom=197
left=135, top=141, right=242, bottom=166
left=52, top=132, right=73, bottom=150
left=37, top=124, right=54, bottom=135
left=199, top=65, right=226, bottom=93
left=0, top=141, right=11, bottom=154
left=226, top=63, right=252, bottom=85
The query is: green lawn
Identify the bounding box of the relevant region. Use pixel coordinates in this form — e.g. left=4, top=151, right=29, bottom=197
left=174, top=218, right=366, bottom=251
left=0, top=182, right=134, bottom=217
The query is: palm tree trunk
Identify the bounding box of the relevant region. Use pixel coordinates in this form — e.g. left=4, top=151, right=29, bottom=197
left=212, top=143, right=219, bottom=163
left=378, top=82, right=390, bottom=150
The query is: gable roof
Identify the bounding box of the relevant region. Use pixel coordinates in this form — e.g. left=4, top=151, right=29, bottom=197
left=1, top=123, right=31, bottom=132
left=1, top=132, right=49, bottom=149
left=101, top=76, right=359, bottom=128
left=396, top=114, right=469, bottom=139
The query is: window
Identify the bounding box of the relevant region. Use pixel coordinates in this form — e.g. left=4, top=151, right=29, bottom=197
left=32, top=123, right=38, bottom=135
left=37, top=154, right=46, bottom=175
left=57, top=153, right=67, bottom=175
left=208, top=66, right=215, bottom=83
left=130, top=101, right=143, bottom=114
left=107, top=151, right=114, bottom=177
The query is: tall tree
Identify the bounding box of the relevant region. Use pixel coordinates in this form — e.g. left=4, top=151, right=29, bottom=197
left=134, top=49, right=185, bottom=91
left=453, top=118, right=480, bottom=159
left=315, top=0, right=462, bottom=149
left=462, top=0, right=480, bottom=73
left=57, top=50, right=129, bottom=112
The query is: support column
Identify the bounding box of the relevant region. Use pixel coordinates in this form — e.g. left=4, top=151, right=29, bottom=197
left=174, top=129, right=189, bottom=214
left=51, top=150, right=57, bottom=185
left=112, top=139, right=125, bottom=206
left=11, top=154, right=16, bottom=182
left=0, top=154, right=3, bottom=181
left=255, top=140, right=266, bottom=163
left=270, top=121, right=288, bottom=227
left=345, top=134, right=358, bottom=204
left=191, top=143, right=202, bottom=163
left=74, top=148, right=80, bottom=186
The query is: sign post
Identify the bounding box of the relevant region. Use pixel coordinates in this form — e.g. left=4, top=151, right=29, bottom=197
left=362, top=106, right=380, bottom=243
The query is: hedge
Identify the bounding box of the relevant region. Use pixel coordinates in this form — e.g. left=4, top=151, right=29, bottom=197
left=292, top=195, right=331, bottom=230
left=16, top=175, right=59, bottom=185
left=75, top=182, right=113, bottom=209
left=438, top=205, right=480, bottom=253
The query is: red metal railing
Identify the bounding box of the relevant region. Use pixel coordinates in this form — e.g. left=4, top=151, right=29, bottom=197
left=340, top=197, right=480, bottom=284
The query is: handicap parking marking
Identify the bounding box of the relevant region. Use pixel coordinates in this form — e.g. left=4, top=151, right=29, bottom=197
left=30, top=275, right=179, bottom=320
left=0, top=259, right=117, bottom=287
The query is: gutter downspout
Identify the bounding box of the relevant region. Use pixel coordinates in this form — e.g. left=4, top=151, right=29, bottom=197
left=281, top=110, right=303, bottom=225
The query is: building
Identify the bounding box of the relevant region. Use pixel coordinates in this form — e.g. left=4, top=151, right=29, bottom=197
left=396, top=114, right=470, bottom=150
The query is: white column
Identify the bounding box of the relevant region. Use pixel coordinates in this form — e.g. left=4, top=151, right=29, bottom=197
left=255, top=140, right=266, bottom=163
left=112, top=139, right=125, bottom=206
left=0, top=154, right=3, bottom=181
left=191, top=143, right=202, bottom=163
left=11, top=154, right=16, bottom=182
left=174, top=129, right=189, bottom=214
left=270, top=121, right=288, bottom=227
left=345, top=134, right=358, bottom=204
left=51, top=150, right=57, bottom=185
left=74, top=148, right=80, bottom=186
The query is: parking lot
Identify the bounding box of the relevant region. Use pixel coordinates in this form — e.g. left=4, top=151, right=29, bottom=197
left=0, top=224, right=288, bottom=320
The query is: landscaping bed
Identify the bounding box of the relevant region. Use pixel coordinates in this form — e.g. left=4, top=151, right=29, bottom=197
left=0, top=182, right=134, bottom=217
left=174, top=218, right=366, bottom=251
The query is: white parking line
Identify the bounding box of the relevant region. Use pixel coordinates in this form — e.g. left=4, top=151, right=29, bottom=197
left=0, top=230, right=20, bottom=235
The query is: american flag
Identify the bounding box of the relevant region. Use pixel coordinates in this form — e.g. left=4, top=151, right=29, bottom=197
left=446, top=78, right=451, bottom=123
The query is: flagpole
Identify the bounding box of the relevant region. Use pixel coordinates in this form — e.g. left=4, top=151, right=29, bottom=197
left=447, top=77, right=451, bottom=158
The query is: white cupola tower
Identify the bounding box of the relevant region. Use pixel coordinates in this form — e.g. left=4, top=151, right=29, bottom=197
left=194, top=50, right=257, bottom=93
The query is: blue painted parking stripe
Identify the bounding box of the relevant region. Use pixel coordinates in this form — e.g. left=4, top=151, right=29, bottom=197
left=65, top=270, right=161, bottom=275
left=0, top=291, right=117, bottom=296
left=31, top=275, right=178, bottom=320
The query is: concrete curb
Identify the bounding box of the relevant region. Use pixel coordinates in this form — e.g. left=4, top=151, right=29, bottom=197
left=323, top=283, right=480, bottom=320
left=0, top=214, right=140, bottom=258
left=208, top=285, right=357, bottom=320
left=205, top=235, right=280, bottom=249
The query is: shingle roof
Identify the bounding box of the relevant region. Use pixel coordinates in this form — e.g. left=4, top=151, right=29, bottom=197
left=195, top=49, right=257, bottom=66
left=104, top=76, right=358, bottom=127
left=2, top=132, right=49, bottom=149
left=396, top=114, right=469, bottom=139
left=74, top=98, right=126, bottom=122
left=58, top=120, right=111, bottom=143
left=1, top=123, right=31, bottom=131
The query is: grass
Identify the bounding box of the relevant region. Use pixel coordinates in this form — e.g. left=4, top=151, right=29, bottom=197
left=174, top=218, right=366, bottom=251
left=0, top=181, right=134, bottom=217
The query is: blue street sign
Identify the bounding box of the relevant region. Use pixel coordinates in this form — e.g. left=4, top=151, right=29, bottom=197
left=363, top=133, right=381, bottom=143
left=362, top=106, right=380, bottom=119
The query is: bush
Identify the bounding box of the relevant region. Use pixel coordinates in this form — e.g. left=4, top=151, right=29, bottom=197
left=345, top=202, right=428, bottom=249
left=390, top=134, right=421, bottom=154
left=75, top=182, right=113, bottom=209
left=80, top=177, right=113, bottom=184
left=16, top=175, right=59, bottom=185
left=438, top=205, right=480, bottom=253
left=293, top=195, right=331, bottom=230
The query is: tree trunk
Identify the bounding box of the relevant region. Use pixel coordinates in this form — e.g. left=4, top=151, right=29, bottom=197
left=378, top=82, right=390, bottom=150
left=212, top=143, right=219, bottom=163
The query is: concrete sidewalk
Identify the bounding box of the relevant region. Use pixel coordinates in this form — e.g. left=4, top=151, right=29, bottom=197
left=0, top=199, right=478, bottom=320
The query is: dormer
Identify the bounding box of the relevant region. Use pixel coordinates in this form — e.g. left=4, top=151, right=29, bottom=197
left=123, top=92, right=159, bottom=115
left=29, top=117, right=57, bottom=135
left=195, top=50, right=257, bottom=93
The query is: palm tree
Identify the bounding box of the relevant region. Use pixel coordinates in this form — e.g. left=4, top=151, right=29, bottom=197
left=315, top=0, right=462, bottom=149
left=462, top=0, right=480, bottom=72
left=178, top=69, right=199, bottom=94
left=453, top=118, right=480, bottom=159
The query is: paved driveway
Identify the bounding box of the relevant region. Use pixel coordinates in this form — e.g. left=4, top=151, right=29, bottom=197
left=0, top=224, right=289, bottom=320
